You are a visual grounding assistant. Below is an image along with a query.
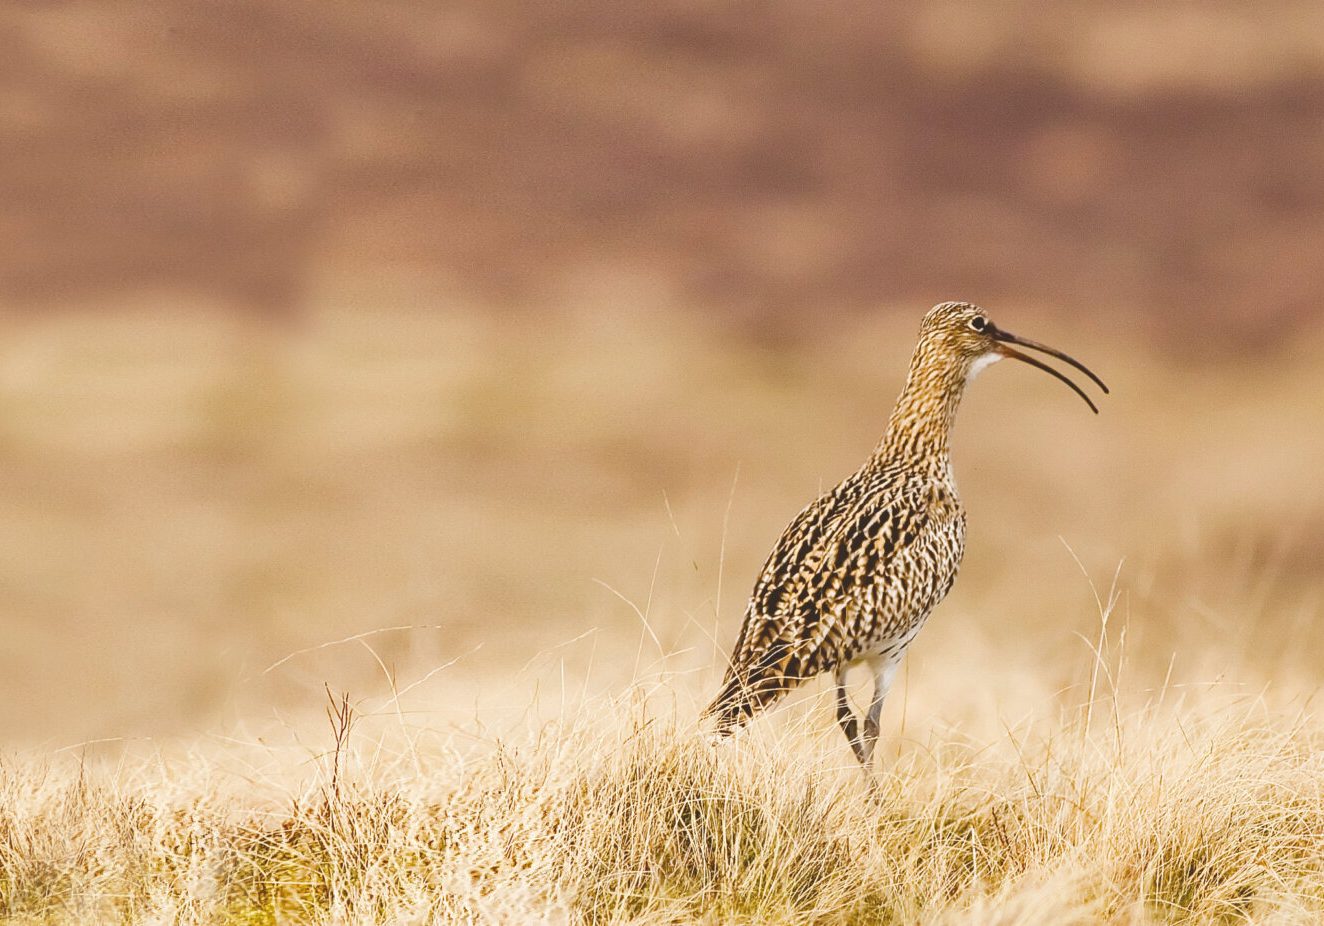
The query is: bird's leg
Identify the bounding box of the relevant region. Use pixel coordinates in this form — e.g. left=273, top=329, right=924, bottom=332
left=860, top=659, right=900, bottom=766
left=833, top=668, right=867, bottom=764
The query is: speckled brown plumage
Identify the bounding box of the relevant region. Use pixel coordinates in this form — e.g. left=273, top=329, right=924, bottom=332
left=705, top=302, right=1107, bottom=765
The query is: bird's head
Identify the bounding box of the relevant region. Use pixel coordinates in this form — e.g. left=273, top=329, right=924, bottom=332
left=918, top=301, right=1109, bottom=412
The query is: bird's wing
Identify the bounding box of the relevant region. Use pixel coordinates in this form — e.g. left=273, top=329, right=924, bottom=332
left=706, top=475, right=947, bottom=731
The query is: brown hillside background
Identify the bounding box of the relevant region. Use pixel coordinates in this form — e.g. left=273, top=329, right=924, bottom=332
left=0, top=2, right=1322, bottom=745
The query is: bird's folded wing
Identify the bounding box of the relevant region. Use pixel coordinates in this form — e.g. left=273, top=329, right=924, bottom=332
left=721, top=482, right=935, bottom=689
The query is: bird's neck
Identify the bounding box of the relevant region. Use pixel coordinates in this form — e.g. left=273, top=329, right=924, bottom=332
left=874, top=341, right=968, bottom=465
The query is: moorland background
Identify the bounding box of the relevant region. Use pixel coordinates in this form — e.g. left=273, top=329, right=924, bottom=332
left=1, top=3, right=1323, bottom=922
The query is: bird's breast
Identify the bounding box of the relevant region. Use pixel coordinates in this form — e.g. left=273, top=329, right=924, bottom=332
left=926, top=481, right=962, bottom=521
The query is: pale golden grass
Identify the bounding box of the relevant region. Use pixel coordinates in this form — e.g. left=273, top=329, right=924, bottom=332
left=4, top=562, right=1323, bottom=925
left=2, top=667, right=1323, bottom=925
left=0, top=304, right=1321, bottom=923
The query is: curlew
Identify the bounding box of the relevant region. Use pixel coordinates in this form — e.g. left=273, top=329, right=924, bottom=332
left=704, top=302, right=1107, bottom=765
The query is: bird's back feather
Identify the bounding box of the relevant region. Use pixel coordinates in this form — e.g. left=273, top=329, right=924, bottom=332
left=705, top=459, right=964, bottom=734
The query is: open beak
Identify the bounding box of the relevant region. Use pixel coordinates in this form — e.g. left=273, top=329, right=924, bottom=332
left=987, top=324, right=1109, bottom=414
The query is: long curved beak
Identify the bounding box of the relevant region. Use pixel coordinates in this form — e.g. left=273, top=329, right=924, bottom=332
left=988, top=324, right=1109, bottom=414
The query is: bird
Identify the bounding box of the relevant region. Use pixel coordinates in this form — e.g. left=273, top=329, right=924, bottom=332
left=703, top=302, right=1107, bottom=766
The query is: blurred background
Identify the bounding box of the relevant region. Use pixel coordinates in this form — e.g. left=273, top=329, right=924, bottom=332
left=0, top=1, right=1321, bottom=746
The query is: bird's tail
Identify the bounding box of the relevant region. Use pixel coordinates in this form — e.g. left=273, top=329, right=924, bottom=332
left=702, top=649, right=797, bottom=739
left=702, top=673, right=756, bottom=740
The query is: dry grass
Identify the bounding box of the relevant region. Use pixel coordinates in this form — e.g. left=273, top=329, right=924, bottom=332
left=4, top=556, right=1324, bottom=925
left=2, top=672, right=1324, bottom=924
left=0, top=305, right=1321, bottom=923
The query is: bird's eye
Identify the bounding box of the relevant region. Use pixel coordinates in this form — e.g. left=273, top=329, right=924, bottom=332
left=969, top=316, right=988, bottom=332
